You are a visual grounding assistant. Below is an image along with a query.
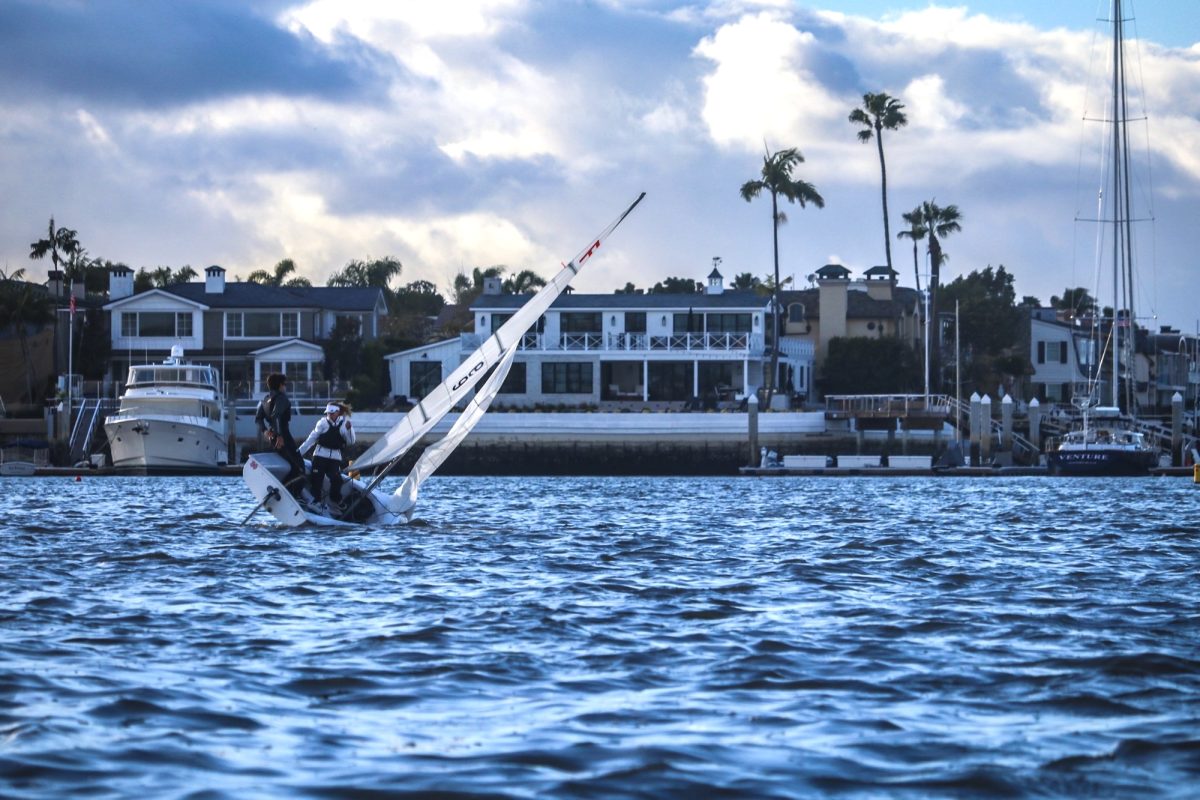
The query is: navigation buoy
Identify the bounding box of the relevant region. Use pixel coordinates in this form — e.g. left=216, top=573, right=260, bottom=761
left=74, top=475, right=82, bottom=482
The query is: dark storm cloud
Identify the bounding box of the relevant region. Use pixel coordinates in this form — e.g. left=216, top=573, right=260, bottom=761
left=0, top=0, right=391, bottom=107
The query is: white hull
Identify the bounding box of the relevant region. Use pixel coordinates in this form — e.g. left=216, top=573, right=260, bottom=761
left=105, top=416, right=228, bottom=470
left=243, top=452, right=396, bottom=527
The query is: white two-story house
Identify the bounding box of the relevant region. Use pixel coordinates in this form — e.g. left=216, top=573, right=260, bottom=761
left=387, top=270, right=816, bottom=409
left=103, top=265, right=387, bottom=398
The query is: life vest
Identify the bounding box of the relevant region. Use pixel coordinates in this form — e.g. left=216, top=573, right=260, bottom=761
left=317, top=417, right=346, bottom=449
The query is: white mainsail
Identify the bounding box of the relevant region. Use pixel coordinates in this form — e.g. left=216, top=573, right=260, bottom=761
left=351, top=192, right=646, bottom=477
left=387, top=339, right=520, bottom=518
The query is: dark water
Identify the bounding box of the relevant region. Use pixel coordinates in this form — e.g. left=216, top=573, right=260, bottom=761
left=2, top=475, right=1199, bottom=798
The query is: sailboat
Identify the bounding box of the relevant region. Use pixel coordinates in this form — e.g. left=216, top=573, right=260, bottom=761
left=1046, top=0, right=1158, bottom=476
left=242, top=193, right=646, bottom=526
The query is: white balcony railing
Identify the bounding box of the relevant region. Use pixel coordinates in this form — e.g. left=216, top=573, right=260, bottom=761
left=461, top=331, right=765, bottom=354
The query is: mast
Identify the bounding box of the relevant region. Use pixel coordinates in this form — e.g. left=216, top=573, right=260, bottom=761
left=1109, top=0, right=1121, bottom=410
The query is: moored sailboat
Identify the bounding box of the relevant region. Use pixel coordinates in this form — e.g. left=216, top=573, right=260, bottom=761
left=243, top=193, right=646, bottom=525
left=1047, top=0, right=1159, bottom=477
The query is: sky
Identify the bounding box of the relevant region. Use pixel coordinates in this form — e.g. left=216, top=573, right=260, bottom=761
left=1, top=0, right=1197, bottom=330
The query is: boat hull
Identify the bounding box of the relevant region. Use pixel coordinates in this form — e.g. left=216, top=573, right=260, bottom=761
left=104, top=417, right=228, bottom=471
left=1047, top=447, right=1158, bottom=476
left=243, top=452, right=391, bottom=527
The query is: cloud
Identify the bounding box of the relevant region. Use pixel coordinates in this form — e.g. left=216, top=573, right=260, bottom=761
left=0, top=0, right=389, bottom=108
left=0, top=1, right=1197, bottom=329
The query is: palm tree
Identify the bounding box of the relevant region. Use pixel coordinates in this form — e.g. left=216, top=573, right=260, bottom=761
left=740, top=146, right=824, bottom=406
left=29, top=217, right=81, bottom=283
left=452, top=266, right=505, bottom=306
left=502, top=269, right=547, bottom=295
left=919, top=199, right=962, bottom=391
left=247, top=258, right=311, bottom=287
left=730, top=272, right=761, bottom=291
left=896, top=205, right=927, bottom=292
left=849, top=92, right=907, bottom=274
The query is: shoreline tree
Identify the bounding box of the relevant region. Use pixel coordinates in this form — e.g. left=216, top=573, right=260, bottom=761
left=29, top=217, right=81, bottom=285
left=919, top=199, right=962, bottom=391
left=849, top=92, right=907, bottom=274
left=739, top=147, right=824, bottom=406
left=897, top=205, right=927, bottom=293
left=247, top=258, right=311, bottom=288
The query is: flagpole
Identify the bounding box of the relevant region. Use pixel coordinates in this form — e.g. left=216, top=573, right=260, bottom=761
left=67, top=286, right=75, bottom=447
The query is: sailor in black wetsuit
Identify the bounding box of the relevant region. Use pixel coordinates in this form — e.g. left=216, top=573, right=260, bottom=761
left=298, top=402, right=355, bottom=513
left=257, top=372, right=307, bottom=498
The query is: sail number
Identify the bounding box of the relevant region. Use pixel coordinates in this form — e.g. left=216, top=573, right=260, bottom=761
left=452, top=360, right=486, bottom=392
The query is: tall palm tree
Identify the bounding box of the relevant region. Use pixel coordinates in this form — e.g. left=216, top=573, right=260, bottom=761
left=849, top=92, right=907, bottom=274
left=247, top=258, right=311, bottom=287
left=896, top=205, right=927, bottom=292
left=29, top=217, right=81, bottom=282
left=919, top=200, right=962, bottom=391
left=740, top=146, right=824, bottom=406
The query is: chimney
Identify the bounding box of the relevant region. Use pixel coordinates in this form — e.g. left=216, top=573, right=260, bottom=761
left=47, top=269, right=64, bottom=298
left=863, top=265, right=897, bottom=301
left=483, top=275, right=502, bottom=295
left=815, top=263, right=850, bottom=363
left=205, top=265, right=226, bottom=294
left=108, top=264, right=134, bottom=300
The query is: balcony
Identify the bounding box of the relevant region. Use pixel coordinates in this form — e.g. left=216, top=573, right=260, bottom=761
left=462, top=331, right=766, bottom=355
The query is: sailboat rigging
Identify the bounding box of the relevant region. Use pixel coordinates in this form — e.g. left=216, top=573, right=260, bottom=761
left=1047, top=0, right=1158, bottom=476
left=243, top=192, right=646, bottom=525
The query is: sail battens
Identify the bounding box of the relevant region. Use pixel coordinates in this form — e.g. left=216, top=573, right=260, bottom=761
left=344, top=193, right=645, bottom=504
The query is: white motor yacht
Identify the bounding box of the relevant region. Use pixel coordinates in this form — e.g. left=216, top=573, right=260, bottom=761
left=104, top=346, right=229, bottom=471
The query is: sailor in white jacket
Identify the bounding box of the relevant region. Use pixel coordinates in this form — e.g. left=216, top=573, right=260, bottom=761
left=299, top=402, right=356, bottom=509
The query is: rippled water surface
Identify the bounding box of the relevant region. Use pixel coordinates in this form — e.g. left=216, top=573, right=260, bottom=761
left=2, top=474, right=1199, bottom=798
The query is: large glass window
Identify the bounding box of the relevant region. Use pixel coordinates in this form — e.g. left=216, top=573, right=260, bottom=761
left=542, top=362, right=593, bottom=394
left=707, top=313, right=752, bottom=333
left=121, top=311, right=191, bottom=337
left=410, top=361, right=441, bottom=399
left=672, top=313, right=703, bottom=333
left=648, top=362, right=693, bottom=400
left=560, top=313, right=602, bottom=333
left=499, top=362, right=526, bottom=394
left=625, top=312, right=646, bottom=333
left=490, top=313, right=513, bottom=334
left=227, top=312, right=301, bottom=338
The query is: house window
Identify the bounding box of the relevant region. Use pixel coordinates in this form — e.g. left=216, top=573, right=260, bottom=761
left=226, top=312, right=301, bottom=338
left=410, top=361, right=441, bottom=399
left=499, top=362, right=526, bottom=394
left=542, top=362, right=593, bottom=394
left=625, top=312, right=646, bottom=333
left=120, top=311, right=192, bottom=338
left=560, top=313, right=602, bottom=334
left=707, top=313, right=752, bottom=333
left=491, top=313, right=513, bottom=334
left=672, top=313, right=703, bottom=333
left=1038, top=341, right=1069, bottom=364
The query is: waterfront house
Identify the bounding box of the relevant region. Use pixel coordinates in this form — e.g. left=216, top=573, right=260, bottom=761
left=386, top=270, right=811, bottom=409
left=102, top=265, right=387, bottom=398
left=778, top=263, right=923, bottom=374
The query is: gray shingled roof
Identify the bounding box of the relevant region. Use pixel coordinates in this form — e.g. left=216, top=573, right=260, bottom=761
left=160, top=282, right=384, bottom=311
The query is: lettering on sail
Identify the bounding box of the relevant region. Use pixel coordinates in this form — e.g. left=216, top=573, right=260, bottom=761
left=452, top=360, right=486, bottom=392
